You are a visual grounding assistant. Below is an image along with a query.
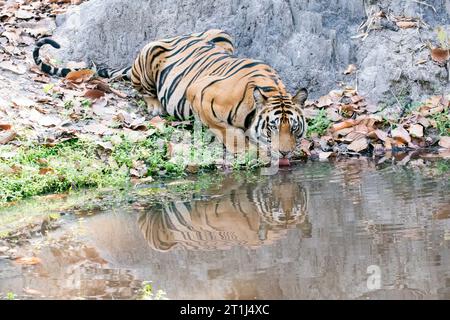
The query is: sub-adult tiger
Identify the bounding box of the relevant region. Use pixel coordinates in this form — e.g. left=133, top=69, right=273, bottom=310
left=34, top=29, right=308, bottom=158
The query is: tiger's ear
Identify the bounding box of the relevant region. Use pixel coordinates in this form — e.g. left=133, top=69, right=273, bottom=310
left=293, top=88, right=308, bottom=105
left=253, top=88, right=267, bottom=105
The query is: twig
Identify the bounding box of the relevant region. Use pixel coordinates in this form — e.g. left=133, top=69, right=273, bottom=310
left=412, top=0, right=436, bottom=13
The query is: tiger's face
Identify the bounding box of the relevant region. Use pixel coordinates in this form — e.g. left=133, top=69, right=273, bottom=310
left=248, top=88, right=308, bottom=159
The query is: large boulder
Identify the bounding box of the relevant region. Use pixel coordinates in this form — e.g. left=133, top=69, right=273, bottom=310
left=52, top=0, right=450, bottom=105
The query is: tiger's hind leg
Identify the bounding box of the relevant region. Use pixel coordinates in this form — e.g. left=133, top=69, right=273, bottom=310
left=143, top=96, right=166, bottom=117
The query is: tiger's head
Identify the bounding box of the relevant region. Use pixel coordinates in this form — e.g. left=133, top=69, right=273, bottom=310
left=247, top=88, right=308, bottom=159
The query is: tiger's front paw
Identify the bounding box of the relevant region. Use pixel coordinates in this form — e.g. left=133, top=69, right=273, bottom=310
left=148, top=104, right=166, bottom=116
left=144, top=96, right=165, bottom=116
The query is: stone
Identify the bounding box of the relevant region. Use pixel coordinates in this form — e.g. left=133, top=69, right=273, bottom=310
left=51, top=0, right=450, bottom=107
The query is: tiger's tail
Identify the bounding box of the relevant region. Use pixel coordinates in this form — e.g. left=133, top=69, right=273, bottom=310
left=33, top=38, right=131, bottom=80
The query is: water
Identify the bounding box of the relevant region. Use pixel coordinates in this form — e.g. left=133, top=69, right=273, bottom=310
left=0, top=158, right=449, bottom=299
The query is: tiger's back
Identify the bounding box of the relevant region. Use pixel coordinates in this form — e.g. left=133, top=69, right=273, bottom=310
left=131, top=29, right=287, bottom=127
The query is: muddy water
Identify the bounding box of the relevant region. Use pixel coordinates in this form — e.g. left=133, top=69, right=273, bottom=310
left=0, top=159, right=449, bottom=300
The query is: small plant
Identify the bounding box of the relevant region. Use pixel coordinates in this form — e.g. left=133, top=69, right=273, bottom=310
left=436, top=26, right=449, bottom=49
left=6, top=292, right=16, bottom=300
left=139, top=281, right=168, bottom=300
left=81, top=99, right=92, bottom=108
left=431, top=111, right=450, bottom=136
left=43, top=83, right=55, bottom=94
left=64, top=99, right=74, bottom=109
left=136, top=99, right=146, bottom=109
left=307, top=109, right=331, bottom=137
left=436, top=160, right=450, bottom=174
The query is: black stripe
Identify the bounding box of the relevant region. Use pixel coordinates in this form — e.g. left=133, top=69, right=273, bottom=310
left=244, top=109, right=256, bottom=130
left=209, top=36, right=233, bottom=46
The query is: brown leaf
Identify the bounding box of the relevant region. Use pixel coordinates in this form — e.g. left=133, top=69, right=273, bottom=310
left=433, top=207, right=450, bottom=220
left=331, top=119, right=357, bottom=132
left=396, top=21, right=417, bottom=29
left=83, top=89, right=105, bottom=101
left=317, top=95, right=333, bottom=108
left=0, top=130, right=16, bottom=144
left=347, top=138, right=368, bottom=152
left=0, top=123, right=12, bottom=131
left=342, top=130, right=366, bottom=143
left=367, top=129, right=388, bottom=142
left=391, top=126, right=411, bottom=144
left=439, top=136, right=450, bottom=149
left=326, top=108, right=342, bottom=122
left=149, top=116, right=166, bottom=131
left=431, top=48, right=450, bottom=64
left=39, top=167, right=54, bottom=175
left=65, top=69, right=94, bottom=83
left=14, top=256, right=42, bottom=265
left=351, top=95, right=365, bottom=104
left=299, top=139, right=313, bottom=156
left=333, top=127, right=354, bottom=139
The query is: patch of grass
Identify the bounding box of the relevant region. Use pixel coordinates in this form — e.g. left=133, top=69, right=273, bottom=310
left=0, top=139, right=128, bottom=204
left=431, top=111, right=450, bottom=136
left=436, top=159, right=450, bottom=174
left=306, top=109, right=331, bottom=137
left=0, top=118, right=272, bottom=205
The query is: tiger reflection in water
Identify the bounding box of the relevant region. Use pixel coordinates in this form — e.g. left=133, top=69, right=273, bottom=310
left=138, top=175, right=311, bottom=251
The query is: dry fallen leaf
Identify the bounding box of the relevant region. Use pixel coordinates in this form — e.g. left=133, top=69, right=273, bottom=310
left=84, top=89, right=105, bottom=100
left=14, top=256, right=42, bottom=265
left=396, top=21, right=417, bottom=29
left=317, top=95, right=333, bottom=108
left=367, top=129, right=388, bottom=142
left=0, top=124, right=12, bottom=130
left=39, top=167, right=54, bottom=175
left=0, top=130, right=16, bottom=144
left=347, top=138, right=368, bottom=152
left=149, top=116, right=166, bottom=131
left=392, top=126, right=411, bottom=144
left=439, top=136, right=450, bottom=149
left=65, top=69, right=94, bottom=83
left=332, top=119, right=357, bottom=132
left=431, top=48, right=450, bottom=65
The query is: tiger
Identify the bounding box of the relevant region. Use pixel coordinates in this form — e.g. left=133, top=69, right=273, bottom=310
left=137, top=174, right=311, bottom=251
left=34, top=29, right=308, bottom=158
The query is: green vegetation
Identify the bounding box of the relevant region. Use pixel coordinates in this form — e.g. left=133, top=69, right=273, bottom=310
left=139, top=282, right=168, bottom=300
left=436, top=159, right=450, bottom=175
left=436, top=26, right=449, bottom=49
left=306, top=109, right=331, bottom=137
left=431, top=111, right=450, bottom=136
left=0, top=120, right=268, bottom=205
left=0, top=139, right=128, bottom=204
left=6, top=292, right=16, bottom=300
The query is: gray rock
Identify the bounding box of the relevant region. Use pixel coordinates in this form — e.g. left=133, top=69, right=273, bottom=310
left=52, top=0, right=450, bottom=107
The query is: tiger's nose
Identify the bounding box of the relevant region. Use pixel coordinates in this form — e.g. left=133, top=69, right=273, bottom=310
left=280, top=151, right=290, bottom=158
